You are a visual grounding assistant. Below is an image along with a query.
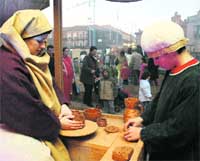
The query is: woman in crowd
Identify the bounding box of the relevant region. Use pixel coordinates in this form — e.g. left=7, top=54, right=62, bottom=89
left=63, top=47, right=74, bottom=104
left=115, top=49, right=127, bottom=86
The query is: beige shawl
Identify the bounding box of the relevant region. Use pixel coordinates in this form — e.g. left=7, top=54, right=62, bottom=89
left=0, top=9, right=70, bottom=161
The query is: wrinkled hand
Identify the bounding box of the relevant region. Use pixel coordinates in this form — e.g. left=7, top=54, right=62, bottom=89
left=124, top=117, right=143, bottom=131
left=59, top=115, right=84, bottom=130
left=124, top=126, right=142, bottom=141
left=59, top=104, right=72, bottom=119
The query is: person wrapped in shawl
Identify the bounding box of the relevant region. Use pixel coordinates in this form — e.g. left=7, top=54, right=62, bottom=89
left=0, top=9, right=84, bottom=161
left=63, top=47, right=74, bottom=104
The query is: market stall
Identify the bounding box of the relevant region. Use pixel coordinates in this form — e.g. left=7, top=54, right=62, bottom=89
left=0, top=1, right=144, bottom=161
left=61, top=113, right=144, bottom=161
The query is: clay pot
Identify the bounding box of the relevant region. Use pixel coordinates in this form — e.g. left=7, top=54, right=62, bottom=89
left=71, top=109, right=80, bottom=115
left=97, top=117, right=107, bottom=127
left=123, top=108, right=141, bottom=123
left=123, top=97, right=144, bottom=122
left=83, top=108, right=101, bottom=122
left=124, top=97, right=139, bottom=109
left=72, top=110, right=85, bottom=124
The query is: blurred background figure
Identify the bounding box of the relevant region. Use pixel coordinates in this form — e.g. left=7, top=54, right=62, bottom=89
left=80, top=50, right=87, bottom=68
left=120, top=61, right=130, bottom=85
left=147, top=58, right=159, bottom=86
left=138, top=70, right=152, bottom=111
left=139, top=57, right=148, bottom=80
left=47, top=45, right=55, bottom=77
left=99, top=69, right=115, bottom=114
left=129, top=45, right=143, bottom=85
left=80, top=46, right=98, bottom=106
left=63, top=47, right=74, bottom=104
left=115, top=49, right=127, bottom=87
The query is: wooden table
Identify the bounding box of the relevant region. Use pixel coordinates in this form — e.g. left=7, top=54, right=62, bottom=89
left=62, top=113, right=143, bottom=161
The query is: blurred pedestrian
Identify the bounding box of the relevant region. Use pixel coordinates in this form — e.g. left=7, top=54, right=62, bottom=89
left=139, top=57, right=148, bottom=80
left=129, top=46, right=143, bottom=85
left=99, top=69, right=115, bottom=114
left=120, top=61, right=130, bottom=85
left=139, top=70, right=152, bottom=111
left=148, top=58, right=159, bottom=86
left=47, top=44, right=55, bottom=77
left=63, top=47, right=74, bottom=104
left=80, top=46, right=98, bottom=106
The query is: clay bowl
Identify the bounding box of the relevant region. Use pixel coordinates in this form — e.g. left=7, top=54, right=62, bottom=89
left=71, top=110, right=85, bottom=124
left=97, top=117, right=107, bottom=127
left=83, top=108, right=101, bottom=122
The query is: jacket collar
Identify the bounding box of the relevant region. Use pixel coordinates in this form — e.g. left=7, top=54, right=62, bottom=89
left=170, top=58, right=199, bottom=76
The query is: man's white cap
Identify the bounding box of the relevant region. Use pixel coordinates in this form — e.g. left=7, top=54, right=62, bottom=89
left=141, top=21, right=188, bottom=58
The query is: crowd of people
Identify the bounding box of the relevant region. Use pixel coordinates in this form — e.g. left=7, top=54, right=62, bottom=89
left=46, top=41, right=157, bottom=114
left=1, top=9, right=199, bottom=161
left=76, top=45, right=158, bottom=114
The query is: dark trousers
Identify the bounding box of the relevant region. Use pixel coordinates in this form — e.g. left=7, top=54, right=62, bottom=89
left=123, top=79, right=129, bottom=85
left=94, top=81, right=100, bottom=103
left=133, top=70, right=140, bottom=85
left=83, top=83, right=93, bottom=106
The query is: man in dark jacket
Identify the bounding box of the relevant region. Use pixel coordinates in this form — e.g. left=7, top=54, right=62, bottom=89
left=80, top=46, right=98, bottom=106
left=124, top=21, right=200, bottom=161
left=47, top=45, right=55, bottom=77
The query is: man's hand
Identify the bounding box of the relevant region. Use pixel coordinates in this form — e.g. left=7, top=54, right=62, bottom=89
left=124, top=126, right=142, bottom=141
left=124, top=117, right=143, bottom=131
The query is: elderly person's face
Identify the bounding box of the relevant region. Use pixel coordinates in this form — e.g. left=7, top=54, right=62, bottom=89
left=153, top=52, right=179, bottom=70
left=24, top=34, right=48, bottom=56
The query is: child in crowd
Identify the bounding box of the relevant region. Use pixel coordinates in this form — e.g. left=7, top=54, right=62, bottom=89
left=139, top=70, right=152, bottom=111
left=139, top=57, right=148, bottom=80
left=120, top=61, right=130, bottom=85
left=99, top=69, right=115, bottom=114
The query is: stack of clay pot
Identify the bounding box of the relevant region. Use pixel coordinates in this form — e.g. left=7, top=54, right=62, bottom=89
left=123, top=97, right=143, bottom=123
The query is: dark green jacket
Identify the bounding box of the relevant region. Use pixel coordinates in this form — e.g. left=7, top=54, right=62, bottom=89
left=80, top=55, right=97, bottom=85
left=141, top=62, right=200, bottom=161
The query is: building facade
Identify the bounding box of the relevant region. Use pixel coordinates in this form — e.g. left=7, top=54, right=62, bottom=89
left=184, top=10, right=200, bottom=53
left=48, top=25, right=134, bottom=50
left=135, top=11, right=200, bottom=56
left=135, top=29, right=142, bottom=46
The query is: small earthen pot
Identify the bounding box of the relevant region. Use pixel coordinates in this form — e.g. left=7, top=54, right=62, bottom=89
left=83, top=108, right=101, bottom=122
left=124, top=97, right=139, bottom=109
left=96, top=117, right=107, bottom=127
left=71, top=110, right=85, bottom=124
left=123, top=108, right=141, bottom=123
